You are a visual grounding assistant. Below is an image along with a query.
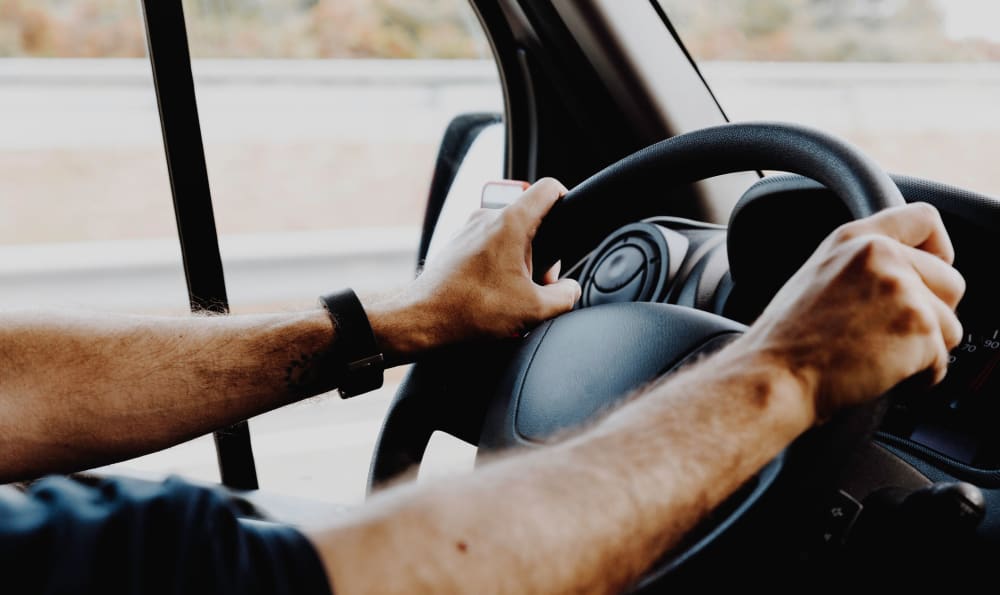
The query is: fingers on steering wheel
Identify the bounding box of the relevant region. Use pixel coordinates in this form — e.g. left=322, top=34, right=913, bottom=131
left=533, top=277, right=582, bottom=320
left=858, top=202, right=955, bottom=264
left=928, top=307, right=959, bottom=384
left=507, top=177, right=568, bottom=236
left=930, top=294, right=964, bottom=352
left=903, top=244, right=966, bottom=310
left=542, top=261, right=562, bottom=285
left=903, top=268, right=962, bottom=384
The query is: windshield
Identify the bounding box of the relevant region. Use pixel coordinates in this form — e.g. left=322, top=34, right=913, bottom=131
left=1, top=0, right=496, bottom=499
left=658, top=0, right=1000, bottom=195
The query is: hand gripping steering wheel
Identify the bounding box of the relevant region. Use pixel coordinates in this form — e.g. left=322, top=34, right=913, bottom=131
left=367, top=122, right=905, bottom=588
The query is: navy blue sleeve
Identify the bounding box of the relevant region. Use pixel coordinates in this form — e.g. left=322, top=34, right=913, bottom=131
left=0, top=475, right=333, bottom=595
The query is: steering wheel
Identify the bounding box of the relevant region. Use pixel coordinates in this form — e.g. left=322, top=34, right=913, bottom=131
left=368, top=122, right=905, bottom=587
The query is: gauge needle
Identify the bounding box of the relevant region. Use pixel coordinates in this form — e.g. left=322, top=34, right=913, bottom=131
left=971, top=347, right=1000, bottom=393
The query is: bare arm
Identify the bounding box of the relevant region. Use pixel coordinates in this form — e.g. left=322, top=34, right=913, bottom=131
left=0, top=308, right=338, bottom=481
left=0, top=179, right=581, bottom=482
left=312, top=345, right=809, bottom=595
left=306, top=202, right=965, bottom=595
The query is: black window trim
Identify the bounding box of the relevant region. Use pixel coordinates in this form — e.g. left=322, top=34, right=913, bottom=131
left=647, top=0, right=731, bottom=123
left=140, top=0, right=259, bottom=490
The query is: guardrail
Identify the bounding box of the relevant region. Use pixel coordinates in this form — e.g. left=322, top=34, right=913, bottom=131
left=0, top=228, right=419, bottom=312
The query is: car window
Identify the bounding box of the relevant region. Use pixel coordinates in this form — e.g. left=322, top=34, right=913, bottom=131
left=183, top=0, right=500, bottom=503
left=658, top=0, right=1000, bottom=195
left=0, top=2, right=221, bottom=482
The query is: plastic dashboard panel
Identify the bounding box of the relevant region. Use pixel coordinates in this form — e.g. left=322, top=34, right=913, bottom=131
left=726, top=173, right=1000, bottom=323
left=725, top=173, right=1000, bottom=479
left=391, top=166, right=1000, bottom=580
left=479, top=171, right=1000, bottom=481
left=530, top=172, right=1000, bottom=574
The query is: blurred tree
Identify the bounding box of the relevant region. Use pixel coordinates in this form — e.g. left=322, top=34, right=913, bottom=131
left=0, top=0, right=485, bottom=58
left=0, top=0, right=997, bottom=61
left=659, top=0, right=986, bottom=62
left=0, top=0, right=147, bottom=57
left=739, top=0, right=796, bottom=37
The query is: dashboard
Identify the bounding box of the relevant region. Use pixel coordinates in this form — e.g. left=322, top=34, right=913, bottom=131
left=424, top=120, right=1000, bottom=483
left=884, top=300, right=1000, bottom=470
left=414, top=118, right=1000, bottom=579
left=417, top=157, right=1000, bottom=578
left=555, top=172, right=1000, bottom=480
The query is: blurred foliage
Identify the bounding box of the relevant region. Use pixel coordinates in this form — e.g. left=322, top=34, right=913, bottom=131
left=0, top=0, right=147, bottom=57
left=0, top=0, right=487, bottom=58
left=2, top=0, right=1000, bottom=60
left=661, top=0, right=1000, bottom=61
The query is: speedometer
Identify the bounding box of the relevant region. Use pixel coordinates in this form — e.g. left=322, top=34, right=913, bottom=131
left=882, top=319, right=1000, bottom=468
left=945, top=327, right=1000, bottom=406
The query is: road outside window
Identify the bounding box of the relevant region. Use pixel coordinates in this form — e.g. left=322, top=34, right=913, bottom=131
left=1, top=1, right=498, bottom=502
left=0, top=2, right=219, bottom=481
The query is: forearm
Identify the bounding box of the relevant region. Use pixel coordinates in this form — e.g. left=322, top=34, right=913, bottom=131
left=0, top=309, right=337, bottom=480
left=308, top=342, right=814, bottom=594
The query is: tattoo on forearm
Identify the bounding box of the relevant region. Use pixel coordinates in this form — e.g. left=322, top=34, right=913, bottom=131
left=284, top=348, right=340, bottom=399
left=284, top=352, right=316, bottom=395
left=271, top=312, right=344, bottom=400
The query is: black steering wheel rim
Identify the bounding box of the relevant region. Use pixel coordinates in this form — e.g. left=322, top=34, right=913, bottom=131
left=530, top=121, right=903, bottom=281
left=367, top=120, right=905, bottom=585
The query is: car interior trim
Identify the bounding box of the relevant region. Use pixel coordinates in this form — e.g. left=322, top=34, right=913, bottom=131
left=549, top=0, right=760, bottom=222
left=139, top=0, right=259, bottom=490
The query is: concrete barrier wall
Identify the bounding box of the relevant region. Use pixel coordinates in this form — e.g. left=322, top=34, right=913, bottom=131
left=4, top=59, right=997, bottom=149
left=701, top=61, right=1000, bottom=133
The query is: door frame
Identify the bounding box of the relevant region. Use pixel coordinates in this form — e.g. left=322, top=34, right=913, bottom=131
left=140, top=0, right=258, bottom=490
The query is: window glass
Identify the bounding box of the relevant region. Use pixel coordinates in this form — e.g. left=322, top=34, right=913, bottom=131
left=184, top=0, right=503, bottom=504
left=658, top=0, right=1000, bottom=195
left=0, top=1, right=217, bottom=481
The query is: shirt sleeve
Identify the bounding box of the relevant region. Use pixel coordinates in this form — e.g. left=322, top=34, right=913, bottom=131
left=0, top=474, right=333, bottom=595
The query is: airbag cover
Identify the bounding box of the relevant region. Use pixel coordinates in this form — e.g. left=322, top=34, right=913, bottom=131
left=510, top=302, right=746, bottom=443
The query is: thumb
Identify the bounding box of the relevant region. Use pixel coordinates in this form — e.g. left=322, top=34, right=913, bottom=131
left=534, top=278, right=582, bottom=320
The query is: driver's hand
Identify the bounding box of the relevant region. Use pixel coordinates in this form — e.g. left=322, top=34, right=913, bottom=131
left=738, top=202, right=965, bottom=422
left=367, top=178, right=582, bottom=364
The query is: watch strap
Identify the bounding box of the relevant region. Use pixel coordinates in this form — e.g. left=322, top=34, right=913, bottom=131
left=318, top=289, right=384, bottom=398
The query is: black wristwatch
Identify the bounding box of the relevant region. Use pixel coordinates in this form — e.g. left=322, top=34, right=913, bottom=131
left=318, top=289, right=385, bottom=398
